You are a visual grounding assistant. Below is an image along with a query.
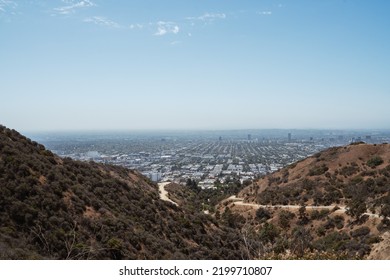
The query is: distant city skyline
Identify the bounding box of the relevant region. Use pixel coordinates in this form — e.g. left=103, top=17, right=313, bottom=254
left=1, top=0, right=390, bottom=132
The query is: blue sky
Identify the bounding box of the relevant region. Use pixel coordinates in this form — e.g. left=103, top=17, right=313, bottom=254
left=1, top=0, right=390, bottom=132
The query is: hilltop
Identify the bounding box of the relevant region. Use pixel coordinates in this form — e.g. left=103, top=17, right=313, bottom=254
left=221, top=142, right=390, bottom=259
left=0, top=125, right=245, bottom=259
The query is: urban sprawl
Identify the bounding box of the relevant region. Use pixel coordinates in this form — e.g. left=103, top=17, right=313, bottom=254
left=38, top=130, right=390, bottom=189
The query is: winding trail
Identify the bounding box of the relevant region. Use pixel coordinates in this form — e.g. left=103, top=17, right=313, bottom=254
left=227, top=196, right=381, bottom=219
left=158, top=182, right=178, bottom=206
left=157, top=184, right=382, bottom=219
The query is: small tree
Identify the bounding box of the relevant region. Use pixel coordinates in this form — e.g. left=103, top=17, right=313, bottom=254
left=347, top=198, right=367, bottom=220
left=258, top=222, right=280, bottom=244
left=380, top=203, right=390, bottom=225
left=291, top=227, right=313, bottom=257
left=298, top=205, right=309, bottom=225
left=256, top=208, right=271, bottom=222
left=278, top=210, right=295, bottom=229
left=367, top=156, right=384, bottom=168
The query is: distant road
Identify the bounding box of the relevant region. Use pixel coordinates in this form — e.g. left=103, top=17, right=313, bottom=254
left=158, top=182, right=178, bottom=206
left=227, top=196, right=381, bottom=219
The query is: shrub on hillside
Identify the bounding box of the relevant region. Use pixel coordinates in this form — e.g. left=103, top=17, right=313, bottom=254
left=308, top=164, right=328, bottom=176
left=255, top=208, right=271, bottom=222
left=367, top=156, right=384, bottom=168
left=278, top=210, right=295, bottom=229
left=339, top=165, right=360, bottom=176
left=350, top=227, right=370, bottom=238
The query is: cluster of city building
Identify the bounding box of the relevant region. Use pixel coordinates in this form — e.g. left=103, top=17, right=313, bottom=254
left=38, top=130, right=389, bottom=189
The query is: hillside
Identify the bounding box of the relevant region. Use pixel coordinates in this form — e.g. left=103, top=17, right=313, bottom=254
left=240, top=143, right=390, bottom=213
left=0, top=125, right=245, bottom=260
left=3, top=124, right=389, bottom=260
left=221, top=143, right=390, bottom=259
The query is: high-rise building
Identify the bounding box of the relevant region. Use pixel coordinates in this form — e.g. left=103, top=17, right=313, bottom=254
left=288, top=133, right=291, bottom=142
left=248, top=134, right=251, bottom=141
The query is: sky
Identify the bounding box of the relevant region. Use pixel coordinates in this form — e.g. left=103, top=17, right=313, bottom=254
left=1, top=0, right=390, bottom=132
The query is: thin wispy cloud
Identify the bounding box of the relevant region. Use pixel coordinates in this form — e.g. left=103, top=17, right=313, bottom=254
left=257, top=11, right=272, bottom=16
left=84, top=16, right=121, bottom=28
left=187, top=12, right=226, bottom=22
left=199, top=12, right=226, bottom=21
left=170, top=40, right=181, bottom=45
left=0, top=0, right=16, bottom=13
left=154, top=21, right=179, bottom=36
left=54, top=0, right=95, bottom=15
left=129, top=23, right=143, bottom=30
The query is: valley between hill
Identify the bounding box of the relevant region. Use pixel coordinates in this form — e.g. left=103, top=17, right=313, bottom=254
left=1, top=124, right=389, bottom=259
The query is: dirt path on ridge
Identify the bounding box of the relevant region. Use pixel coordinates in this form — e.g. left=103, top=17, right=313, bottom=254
left=227, top=196, right=381, bottom=218
left=158, top=182, right=178, bottom=206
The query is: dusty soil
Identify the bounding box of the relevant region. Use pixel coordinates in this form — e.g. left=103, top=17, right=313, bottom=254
left=158, top=182, right=178, bottom=206
left=367, top=231, right=390, bottom=260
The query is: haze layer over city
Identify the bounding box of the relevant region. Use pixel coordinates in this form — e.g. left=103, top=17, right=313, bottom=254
left=29, top=129, right=390, bottom=187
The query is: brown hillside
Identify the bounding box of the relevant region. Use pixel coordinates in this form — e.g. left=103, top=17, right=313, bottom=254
left=240, top=143, right=390, bottom=207
left=221, top=143, right=390, bottom=259
left=367, top=231, right=390, bottom=260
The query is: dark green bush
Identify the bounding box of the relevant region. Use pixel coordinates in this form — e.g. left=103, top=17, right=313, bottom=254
left=367, top=156, right=384, bottom=168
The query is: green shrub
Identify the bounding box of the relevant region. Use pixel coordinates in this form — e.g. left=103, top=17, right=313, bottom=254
left=339, top=165, right=359, bottom=176
left=350, top=227, right=370, bottom=238
left=255, top=208, right=271, bottom=222
left=278, top=210, right=295, bottom=229
left=367, top=156, right=384, bottom=168
left=309, top=164, right=329, bottom=176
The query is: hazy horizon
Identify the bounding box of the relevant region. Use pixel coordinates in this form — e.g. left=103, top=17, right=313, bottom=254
left=1, top=1, right=390, bottom=132
left=10, top=125, right=390, bottom=135
left=22, top=127, right=390, bottom=140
